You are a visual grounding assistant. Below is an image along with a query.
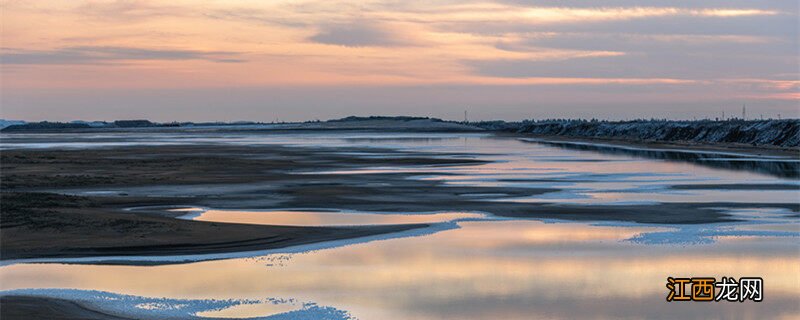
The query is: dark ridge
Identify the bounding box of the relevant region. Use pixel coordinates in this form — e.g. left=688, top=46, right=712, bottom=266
left=472, top=119, right=800, bottom=148
left=1, top=122, right=91, bottom=132
left=112, top=120, right=155, bottom=128
left=328, top=116, right=443, bottom=122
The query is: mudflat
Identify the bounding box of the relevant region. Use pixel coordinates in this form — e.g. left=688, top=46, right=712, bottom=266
left=2, top=141, right=797, bottom=263
left=0, top=192, right=426, bottom=261
left=1, top=144, right=479, bottom=262
left=0, top=295, right=131, bottom=320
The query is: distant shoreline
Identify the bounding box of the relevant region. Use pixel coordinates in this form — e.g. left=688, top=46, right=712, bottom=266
left=3, top=116, right=798, bottom=154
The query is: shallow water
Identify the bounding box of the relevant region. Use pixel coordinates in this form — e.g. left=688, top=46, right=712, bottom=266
left=177, top=208, right=486, bottom=227
left=1, top=132, right=798, bottom=319
left=2, top=218, right=798, bottom=319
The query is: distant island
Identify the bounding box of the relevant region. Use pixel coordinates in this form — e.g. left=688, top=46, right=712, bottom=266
left=2, top=116, right=798, bottom=150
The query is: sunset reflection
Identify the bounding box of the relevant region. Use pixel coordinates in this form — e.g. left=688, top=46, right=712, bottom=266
left=1, top=220, right=797, bottom=319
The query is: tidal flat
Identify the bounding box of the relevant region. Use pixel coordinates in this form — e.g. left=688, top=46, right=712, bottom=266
left=1, top=131, right=798, bottom=319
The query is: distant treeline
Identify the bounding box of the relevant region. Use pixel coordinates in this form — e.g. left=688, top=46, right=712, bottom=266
left=2, top=120, right=156, bottom=132
left=0, top=119, right=258, bottom=132
left=0, top=116, right=443, bottom=132
left=328, top=116, right=442, bottom=122
left=1, top=121, right=95, bottom=131
left=470, top=119, right=800, bottom=148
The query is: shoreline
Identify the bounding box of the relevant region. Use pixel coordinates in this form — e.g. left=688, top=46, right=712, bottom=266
left=505, top=133, right=800, bottom=158
left=508, top=134, right=799, bottom=179
left=3, top=117, right=797, bottom=155
left=2, top=218, right=455, bottom=266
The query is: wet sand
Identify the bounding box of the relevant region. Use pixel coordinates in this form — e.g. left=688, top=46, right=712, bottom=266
left=1, top=192, right=425, bottom=261
left=0, top=144, right=489, bottom=262
left=2, top=141, right=798, bottom=263
left=0, top=296, right=131, bottom=320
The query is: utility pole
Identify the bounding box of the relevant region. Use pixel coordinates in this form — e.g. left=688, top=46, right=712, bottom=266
left=722, top=111, right=725, bottom=121
left=742, top=104, right=746, bottom=120
left=464, top=110, right=468, bottom=123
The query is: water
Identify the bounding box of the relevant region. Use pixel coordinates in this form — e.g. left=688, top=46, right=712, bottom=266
left=176, top=208, right=487, bottom=227
left=1, top=131, right=798, bottom=319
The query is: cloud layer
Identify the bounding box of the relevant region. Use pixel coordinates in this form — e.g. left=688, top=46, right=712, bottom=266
left=1, top=0, right=797, bottom=121
left=3, top=46, right=244, bottom=64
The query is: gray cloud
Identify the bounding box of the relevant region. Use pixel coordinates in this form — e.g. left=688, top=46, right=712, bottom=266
left=460, top=6, right=797, bottom=82
left=1, top=46, right=245, bottom=65
left=468, top=50, right=795, bottom=80
left=435, top=13, right=797, bottom=39
left=496, top=33, right=795, bottom=55
left=489, top=32, right=797, bottom=80
left=498, top=0, right=797, bottom=12
left=308, top=22, right=412, bottom=47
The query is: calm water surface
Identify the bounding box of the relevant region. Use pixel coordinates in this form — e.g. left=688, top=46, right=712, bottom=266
left=1, top=132, right=798, bottom=319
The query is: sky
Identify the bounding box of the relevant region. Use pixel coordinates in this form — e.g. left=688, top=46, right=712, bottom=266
left=1, top=0, right=798, bottom=122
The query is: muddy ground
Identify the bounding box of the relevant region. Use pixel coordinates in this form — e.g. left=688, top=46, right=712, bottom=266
left=2, top=142, right=797, bottom=262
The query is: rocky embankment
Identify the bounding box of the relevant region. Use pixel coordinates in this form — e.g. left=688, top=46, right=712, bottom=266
left=474, top=119, right=800, bottom=148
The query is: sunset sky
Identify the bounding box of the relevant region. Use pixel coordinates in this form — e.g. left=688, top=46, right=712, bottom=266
left=2, top=0, right=798, bottom=121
